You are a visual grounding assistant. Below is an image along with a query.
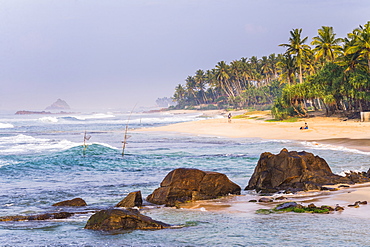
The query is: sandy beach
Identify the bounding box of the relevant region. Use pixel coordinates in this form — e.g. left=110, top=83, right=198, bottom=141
left=140, top=110, right=370, bottom=152
left=139, top=110, right=370, bottom=214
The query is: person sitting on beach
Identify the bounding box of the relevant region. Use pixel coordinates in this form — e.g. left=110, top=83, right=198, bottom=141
left=300, top=122, right=308, bottom=130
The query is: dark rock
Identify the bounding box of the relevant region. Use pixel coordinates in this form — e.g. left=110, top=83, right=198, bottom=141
left=274, top=196, right=286, bottom=200
left=307, top=203, right=316, bottom=208
left=275, top=202, right=298, bottom=210
left=258, top=197, right=273, bottom=203
left=348, top=202, right=360, bottom=207
left=52, top=198, right=87, bottom=207
left=249, top=199, right=257, bottom=202
left=116, top=191, right=143, bottom=208
left=146, top=168, right=241, bottom=207
left=359, top=201, right=367, bottom=205
left=245, top=149, right=370, bottom=193
left=335, top=205, right=344, bottom=211
left=84, top=209, right=170, bottom=231
left=0, top=212, right=74, bottom=222
left=338, top=185, right=350, bottom=188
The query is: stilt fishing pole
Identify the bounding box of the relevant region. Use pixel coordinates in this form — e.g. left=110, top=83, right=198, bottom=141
left=122, top=104, right=137, bottom=157
left=83, top=130, right=91, bottom=156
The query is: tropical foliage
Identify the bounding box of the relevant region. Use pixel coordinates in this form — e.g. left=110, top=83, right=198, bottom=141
left=171, top=22, right=370, bottom=119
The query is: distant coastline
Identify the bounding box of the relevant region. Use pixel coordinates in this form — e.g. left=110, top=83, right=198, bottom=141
left=15, top=110, right=77, bottom=115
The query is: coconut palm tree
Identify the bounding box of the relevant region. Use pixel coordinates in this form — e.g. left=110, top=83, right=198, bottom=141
left=345, top=21, right=370, bottom=72
left=279, top=28, right=311, bottom=84
left=311, top=26, right=343, bottom=64
left=194, top=69, right=207, bottom=104
left=214, top=61, right=235, bottom=97
left=173, top=84, right=186, bottom=106
left=277, top=53, right=296, bottom=85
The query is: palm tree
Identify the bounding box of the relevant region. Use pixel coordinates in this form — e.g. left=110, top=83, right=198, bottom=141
left=214, top=61, right=235, bottom=97
left=173, top=84, right=186, bottom=106
left=185, top=76, right=200, bottom=105
left=194, top=69, right=207, bottom=104
left=277, top=53, right=296, bottom=85
left=230, top=60, right=244, bottom=95
left=311, top=26, right=343, bottom=64
left=345, top=21, right=370, bottom=72
left=279, top=28, right=311, bottom=84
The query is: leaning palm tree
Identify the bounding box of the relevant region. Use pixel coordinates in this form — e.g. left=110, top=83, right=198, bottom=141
left=311, top=26, right=343, bottom=65
left=279, top=28, right=311, bottom=84
left=214, top=61, right=235, bottom=98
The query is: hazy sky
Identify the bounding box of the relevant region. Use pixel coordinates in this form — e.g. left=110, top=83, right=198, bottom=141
left=0, top=0, right=369, bottom=111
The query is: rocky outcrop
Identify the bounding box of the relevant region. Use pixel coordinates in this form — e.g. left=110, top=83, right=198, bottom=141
left=84, top=209, right=170, bottom=231
left=116, top=191, right=142, bottom=208
left=0, top=212, right=74, bottom=221
left=245, top=148, right=370, bottom=193
left=147, top=168, right=241, bottom=207
left=52, top=198, right=87, bottom=207
left=45, top=99, right=70, bottom=110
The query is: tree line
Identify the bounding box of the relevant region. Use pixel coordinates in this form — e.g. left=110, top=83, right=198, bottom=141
left=171, top=21, right=370, bottom=119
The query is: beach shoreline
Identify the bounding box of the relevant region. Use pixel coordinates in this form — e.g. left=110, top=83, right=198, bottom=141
left=138, top=110, right=370, bottom=152
left=138, top=110, right=370, bottom=213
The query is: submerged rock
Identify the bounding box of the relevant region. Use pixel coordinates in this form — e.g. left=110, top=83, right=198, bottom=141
left=52, top=198, right=87, bottom=207
left=245, top=148, right=370, bottom=193
left=116, top=191, right=143, bottom=208
left=147, top=168, right=241, bottom=207
left=84, top=208, right=170, bottom=231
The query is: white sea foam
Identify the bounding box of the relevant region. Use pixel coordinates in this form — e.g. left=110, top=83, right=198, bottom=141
left=129, top=114, right=210, bottom=125
left=0, top=134, right=78, bottom=154
left=300, top=141, right=370, bottom=156
left=39, top=116, right=58, bottom=123
left=0, top=160, right=14, bottom=168
left=73, top=113, right=116, bottom=120
left=0, top=122, right=14, bottom=128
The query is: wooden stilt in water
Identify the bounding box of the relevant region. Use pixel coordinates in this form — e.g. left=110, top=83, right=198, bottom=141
left=122, top=104, right=136, bottom=157
left=83, top=130, right=91, bottom=156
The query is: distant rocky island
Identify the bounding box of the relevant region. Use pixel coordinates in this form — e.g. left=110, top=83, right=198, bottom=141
left=15, top=99, right=75, bottom=115
left=45, top=99, right=70, bottom=110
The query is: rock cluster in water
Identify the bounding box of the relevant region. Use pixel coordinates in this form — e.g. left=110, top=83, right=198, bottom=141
left=245, top=148, right=370, bottom=193
left=2, top=153, right=370, bottom=233
left=146, top=168, right=241, bottom=207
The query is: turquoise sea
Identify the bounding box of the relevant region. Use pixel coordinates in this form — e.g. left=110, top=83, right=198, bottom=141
left=1, top=111, right=370, bottom=246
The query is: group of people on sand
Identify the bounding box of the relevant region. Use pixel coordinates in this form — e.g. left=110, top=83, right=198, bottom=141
left=300, top=122, right=308, bottom=130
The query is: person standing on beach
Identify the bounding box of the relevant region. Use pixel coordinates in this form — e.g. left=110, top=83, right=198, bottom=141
left=228, top=113, right=232, bottom=123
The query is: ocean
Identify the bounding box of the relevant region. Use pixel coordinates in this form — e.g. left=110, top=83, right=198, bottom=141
left=1, top=111, right=370, bottom=247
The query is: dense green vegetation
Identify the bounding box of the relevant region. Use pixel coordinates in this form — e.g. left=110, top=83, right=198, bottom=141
left=171, top=22, right=370, bottom=119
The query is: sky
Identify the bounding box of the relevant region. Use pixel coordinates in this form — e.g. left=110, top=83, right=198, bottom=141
left=0, top=0, right=369, bottom=111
